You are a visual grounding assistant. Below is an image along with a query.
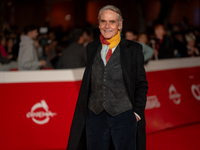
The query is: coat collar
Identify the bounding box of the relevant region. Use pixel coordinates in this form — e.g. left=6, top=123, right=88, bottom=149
left=89, top=40, right=101, bottom=63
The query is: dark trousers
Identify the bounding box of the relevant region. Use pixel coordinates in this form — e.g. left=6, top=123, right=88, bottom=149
left=86, top=109, right=137, bottom=150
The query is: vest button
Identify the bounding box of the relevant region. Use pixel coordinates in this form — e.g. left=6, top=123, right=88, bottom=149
left=82, top=109, right=85, bottom=112
left=83, top=95, right=86, bottom=98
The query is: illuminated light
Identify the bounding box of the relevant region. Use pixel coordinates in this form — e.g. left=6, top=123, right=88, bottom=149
left=65, top=14, right=71, bottom=21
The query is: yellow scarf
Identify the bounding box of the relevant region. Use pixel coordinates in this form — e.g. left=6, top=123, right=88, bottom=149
left=102, top=31, right=121, bottom=49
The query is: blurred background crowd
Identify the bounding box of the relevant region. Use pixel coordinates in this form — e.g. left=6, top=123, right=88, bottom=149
left=0, top=0, right=199, bottom=71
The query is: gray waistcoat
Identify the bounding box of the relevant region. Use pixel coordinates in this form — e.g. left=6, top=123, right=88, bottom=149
left=88, top=45, right=133, bottom=116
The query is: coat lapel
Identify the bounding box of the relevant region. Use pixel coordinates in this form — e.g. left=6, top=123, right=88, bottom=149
left=106, top=45, right=120, bottom=67
left=85, top=40, right=101, bottom=93
left=120, top=38, right=132, bottom=84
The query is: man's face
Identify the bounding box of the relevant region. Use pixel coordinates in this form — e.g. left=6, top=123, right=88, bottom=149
left=29, top=29, right=38, bottom=39
left=99, top=10, right=122, bottom=40
left=154, top=26, right=165, bottom=39
left=138, top=34, right=147, bottom=44
left=125, top=32, right=137, bottom=41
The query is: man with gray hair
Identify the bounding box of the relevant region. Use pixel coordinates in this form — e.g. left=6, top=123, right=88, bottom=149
left=67, top=5, right=148, bottom=150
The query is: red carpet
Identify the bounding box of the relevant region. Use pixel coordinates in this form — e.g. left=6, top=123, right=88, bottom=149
left=146, top=122, right=200, bottom=150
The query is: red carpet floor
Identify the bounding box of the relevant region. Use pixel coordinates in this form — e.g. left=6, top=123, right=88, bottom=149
left=146, top=122, right=200, bottom=150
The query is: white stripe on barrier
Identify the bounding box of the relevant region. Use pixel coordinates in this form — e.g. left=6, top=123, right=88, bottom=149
left=0, top=57, right=199, bottom=83
left=144, top=57, right=200, bottom=72
left=0, top=68, right=85, bottom=83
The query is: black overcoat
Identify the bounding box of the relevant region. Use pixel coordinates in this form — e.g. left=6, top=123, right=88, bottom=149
left=67, top=37, right=148, bottom=150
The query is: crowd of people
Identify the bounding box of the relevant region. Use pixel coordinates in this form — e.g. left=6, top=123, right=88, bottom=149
left=0, top=22, right=200, bottom=71
left=125, top=24, right=200, bottom=62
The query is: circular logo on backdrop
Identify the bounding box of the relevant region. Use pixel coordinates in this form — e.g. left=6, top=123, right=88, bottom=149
left=169, top=84, right=181, bottom=105
left=191, top=84, right=200, bottom=101
left=26, top=100, right=57, bottom=125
